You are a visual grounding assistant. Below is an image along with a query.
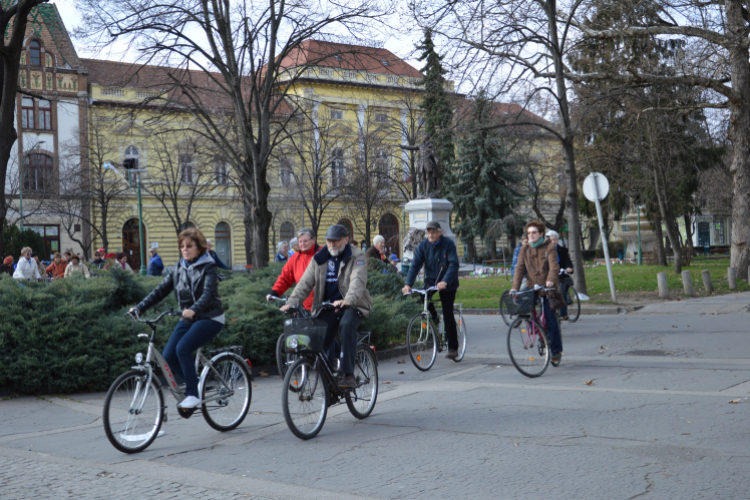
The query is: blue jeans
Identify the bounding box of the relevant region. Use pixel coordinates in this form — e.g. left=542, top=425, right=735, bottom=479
left=163, top=320, right=223, bottom=397
left=541, top=296, right=562, bottom=354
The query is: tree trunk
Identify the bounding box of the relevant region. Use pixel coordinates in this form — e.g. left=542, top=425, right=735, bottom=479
left=684, top=214, right=695, bottom=256
left=243, top=204, right=254, bottom=266
left=727, top=2, right=750, bottom=275
left=490, top=239, right=497, bottom=259
left=653, top=212, right=667, bottom=266
left=652, top=167, right=682, bottom=273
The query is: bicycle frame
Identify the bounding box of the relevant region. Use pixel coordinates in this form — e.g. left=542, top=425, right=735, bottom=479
left=406, top=287, right=463, bottom=345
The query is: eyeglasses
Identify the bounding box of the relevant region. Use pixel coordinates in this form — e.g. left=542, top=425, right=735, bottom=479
left=527, top=230, right=539, bottom=235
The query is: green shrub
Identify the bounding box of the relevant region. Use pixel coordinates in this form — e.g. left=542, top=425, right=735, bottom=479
left=2, top=220, right=45, bottom=259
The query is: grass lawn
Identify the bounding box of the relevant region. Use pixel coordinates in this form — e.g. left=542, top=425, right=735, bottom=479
left=454, top=257, right=750, bottom=309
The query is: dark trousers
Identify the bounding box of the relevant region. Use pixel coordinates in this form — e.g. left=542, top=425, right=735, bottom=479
left=163, top=320, right=223, bottom=397
left=540, top=296, right=562, bottom=354
left=427, top=289, right=458, bottom=350
left=317, top=308, right=362, bottom=375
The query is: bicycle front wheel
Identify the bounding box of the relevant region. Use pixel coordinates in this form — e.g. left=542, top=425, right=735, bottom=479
left=453, top=311, right=467, bottom=362
left=407, top=314, right=437, bottom=371
left=103, top=370, right=164, bottom=454
left=507, top=317, right=550, bottom=378
left=282, top=358, right=328, bottom=440
left=346, top=347, right=378, bottom=419
left=565, top=285, right=581, bottom=323
left=201, top=354, right=252, bottom=431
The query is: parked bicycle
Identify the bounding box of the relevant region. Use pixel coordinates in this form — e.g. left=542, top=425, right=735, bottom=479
left=506, top=286, right=562, bottom=378
left=267, top=296, right=310, bottom=379
left=403, top=287, right=467, bottom=371
left=103, top=309, right=252, bottom=453
left=280, top=302, right=378, bottom=440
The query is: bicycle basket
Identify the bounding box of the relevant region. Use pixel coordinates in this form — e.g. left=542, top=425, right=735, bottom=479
left=505, top=291, right=534, bottom=316
left=284, top=317, right=328, bottom=354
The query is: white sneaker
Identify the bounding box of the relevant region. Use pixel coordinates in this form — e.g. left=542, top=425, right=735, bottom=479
left=157, top=430, right=166, bottom=438
left=178, top=396, right=201, bottom=409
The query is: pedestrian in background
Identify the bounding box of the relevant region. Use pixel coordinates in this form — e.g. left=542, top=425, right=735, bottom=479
left=147, top=248, right=164, bottom=276
left=0, top=256, right=14, bottom=276
left=267, top=228, right=321, bottom=311
left=91, top=251, right=105, bottom=269
left=288, top=237, right=299, bottom=257
left=14, top=247, right=41, bottom=280
left=46, top=252, right=67, bottom=279
left=103, top=253, right=117, bottom=270
left=31, top=252, right=45, bottom=277
left=64, top=254, right=90, bottom=278
left=365, top=235, right=387, bottom=262
left=350, top=239, right=359, bottom=249
left=274, top=241, right=289, bottom=263
left=116, top=252, right=133, bottom=272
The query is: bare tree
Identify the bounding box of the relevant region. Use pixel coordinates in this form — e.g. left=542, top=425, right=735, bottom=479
left=76, top=0, right=389, bottom=269
left=0, top=0, right=51, bottom=257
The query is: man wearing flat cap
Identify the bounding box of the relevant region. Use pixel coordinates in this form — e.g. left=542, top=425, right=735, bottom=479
left=282, top=224, right=372, bottom=388
left=402, top=221, right=461, bottom=359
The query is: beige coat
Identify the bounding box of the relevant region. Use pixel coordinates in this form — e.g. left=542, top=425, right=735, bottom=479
left=64, top=262, right=91, bottom=278
left=512, top=238, right=559, bottom=291
left=287, top=245, right=372, bottom=317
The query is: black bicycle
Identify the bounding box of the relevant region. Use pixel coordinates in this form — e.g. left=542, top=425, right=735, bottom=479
left=267, top=296, right=310, bottom=378
left=280, top=302, right=378, bottom=440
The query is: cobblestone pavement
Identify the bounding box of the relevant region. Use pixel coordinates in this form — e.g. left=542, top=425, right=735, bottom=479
left=3, top=304, right=750, bottom=499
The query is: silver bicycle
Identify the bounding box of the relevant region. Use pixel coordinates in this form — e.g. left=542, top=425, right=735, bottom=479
left=103, top=310, right=252, bottom=453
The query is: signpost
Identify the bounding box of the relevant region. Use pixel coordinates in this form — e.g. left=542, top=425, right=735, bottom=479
left=583, top=172, right=617, bottom=303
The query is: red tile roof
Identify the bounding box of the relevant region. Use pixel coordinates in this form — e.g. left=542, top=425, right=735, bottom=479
left=456, top=99, right=554, bottom=133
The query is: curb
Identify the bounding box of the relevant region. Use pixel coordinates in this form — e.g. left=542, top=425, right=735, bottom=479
left=376, top=345, right=409, bottom=361
left=460, top=307, right=629, bottom=316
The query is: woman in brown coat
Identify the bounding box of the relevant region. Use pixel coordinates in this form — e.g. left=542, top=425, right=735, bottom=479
left=46, top=252, right=67, bottom=280
left=510, top=221, right=562, bottom=361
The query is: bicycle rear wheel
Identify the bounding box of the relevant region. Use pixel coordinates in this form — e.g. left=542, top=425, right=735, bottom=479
left=282, top=358, right=328, bottom=440
left=453, top=311, right=467, bottom=362
left=346, top=347, right=378, bottom=419
left=507, top=317, right=550, bottom=378
left=565, top=285, right=581, bottom=323
left=406, top=314, right=437, bottom=371
left=499, top=290, right=514, bottom=326
left=103, top=370, right=164, bottom=454
left=201, top=354, right=252, bottom=431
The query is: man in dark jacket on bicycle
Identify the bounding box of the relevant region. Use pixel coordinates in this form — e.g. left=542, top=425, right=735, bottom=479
left=281, top=224, right=372, bottom=389
left=401, top=221, right=461, bottom=359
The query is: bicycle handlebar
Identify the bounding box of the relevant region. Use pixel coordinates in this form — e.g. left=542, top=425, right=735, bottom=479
left=510, top=286, right=556, bottom=296
left=126, top=308, right=182, bottom=324
left=402, top=286, right=439, bottom=297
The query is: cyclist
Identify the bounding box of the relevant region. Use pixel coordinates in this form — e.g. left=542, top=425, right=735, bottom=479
left=280, top=224, right=372, bottom=388
left=510, top=221, right=562, bottom=363
left=129, top=228, right=224, bottom=410
left=401, top=221, right=460, bottom=359
left=546, top=230, right=573, bottom=320
left=266, top=228, right=321, bottom=311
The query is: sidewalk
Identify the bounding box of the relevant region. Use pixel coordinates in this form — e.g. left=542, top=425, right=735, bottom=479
left=631, top=291, right=750, bottom=315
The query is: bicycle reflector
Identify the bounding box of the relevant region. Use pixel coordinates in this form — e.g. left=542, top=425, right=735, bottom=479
left=245, top=359, right=252, bottom=370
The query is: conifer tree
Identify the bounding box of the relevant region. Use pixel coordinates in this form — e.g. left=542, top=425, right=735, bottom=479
left=445, top=90, right=522, bottom=257
left=416, top=28, right=454, bottom=172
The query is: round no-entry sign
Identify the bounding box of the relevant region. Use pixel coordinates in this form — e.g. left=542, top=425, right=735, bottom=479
left=582, top=172, right=610, bottom=202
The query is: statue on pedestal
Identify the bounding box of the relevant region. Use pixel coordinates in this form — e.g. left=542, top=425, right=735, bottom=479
left=418, top=134, right=441, bottom=198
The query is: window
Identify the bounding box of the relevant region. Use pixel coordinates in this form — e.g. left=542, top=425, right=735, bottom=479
left=101, top=87, right=125, bottom=97
left=215, top=159, right=229, bottom=184
left=375, top=113, right=388, bottom=123
left=39, top=100, right=51, bottom=130
left=386, top=75, right=400, bottom=84
left=29, top=41, right=41, bottom=66
left=21, top=98, right=34, bottom=129
left=137, top=90, right=160, bottom=99
left=180, top=152, right=194, bottom=184
left=330, top=109, right=343, bottom=120
left=318, top=67, right=334, bottom=78
left=375, top=149, right=389, bottom=175
left=123, top=146, right=139, bottom=170
left=279, top=158, right=293, bottom=186
left=23, top=153, right=53, bottom=191
left=338, top=219, right=353, bottom=238
left=331, top=148, right=346, bottom=187
left=342, top=70, right=357, bottom=80
left=381, top=59, right=390, bottom=66
left=366, top=74, right=380, bottom=83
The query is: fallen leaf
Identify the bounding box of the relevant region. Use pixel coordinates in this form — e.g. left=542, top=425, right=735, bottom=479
left=687, top=421, right=692, bottom=423
left=253, top=385, right=258, bottom=387
left=514, top=443, right=518, bottom=446
left=729, top=399, right=740, bottom=404
left=382, top=380, right=391, bottom=384
left=397, top=359, right=405, bottom=364
left=686, top=325, right=690, bottom=327
left=598, top=351, right=604, bottom=354
left=398, top=371, right=404, bottom=374
left=259, top=370, right=269, bottom=377
left=584, top=380, right=594, bottom=386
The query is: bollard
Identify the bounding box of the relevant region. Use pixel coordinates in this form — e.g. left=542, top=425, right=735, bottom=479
left=681, top=270, right=693, bottom=295
left=728, top=267, right=737, bottom=290
left=657, top=272, right=669, bottom=298
left=701, top=269, right=713, bottom=293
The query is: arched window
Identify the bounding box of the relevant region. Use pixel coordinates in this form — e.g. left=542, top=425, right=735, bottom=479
left=29, top=41, right=41, bottom=66
left=215, top=222, right=231, bottom=266
left=24, top=153, right=53, bottom=191
left=337, top=219, right=353, bottom=238
left=124, top=146, right=139, bottom=170
left=215, top=158, right=229, bottom=184
left=331, top=148, right=345, bottom=187
left=280, top=221, right=295, bottom=242
left=279, top=157, right=293, bottom=187
left=39, top=100, right=51, bottom=130
left=122, top=218, right=147, bottom=270
left=378, top=213, right=400, bottom=258
left=375, top=149, right=389, bottom=175
left=180, top=150, right=194, bottom=184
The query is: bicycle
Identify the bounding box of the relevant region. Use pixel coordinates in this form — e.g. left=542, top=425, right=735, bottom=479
left=559, top=272, right=581, bottom=323
left=280, top=302, right=378, bottom=440
left=506, top=286, right=562, bottom=378
left=403, top=287, right=467, bottom=371
left=103, top=309, right=252, bottom=453
left=267, top=296, right=310, bottom=378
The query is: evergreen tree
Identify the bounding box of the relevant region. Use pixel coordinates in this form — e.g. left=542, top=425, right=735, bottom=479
left=445, top=90, right=522, bottom=256
left=416, top=28, right=455, bottom=172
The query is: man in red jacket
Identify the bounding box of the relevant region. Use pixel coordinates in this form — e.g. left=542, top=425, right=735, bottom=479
left=266, top=228, right=320, bottom=310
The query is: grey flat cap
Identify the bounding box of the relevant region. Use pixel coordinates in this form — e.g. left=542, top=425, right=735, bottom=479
left=426, top=221, right=442, bottom=230
left=325, top=224, right=349, bottom=240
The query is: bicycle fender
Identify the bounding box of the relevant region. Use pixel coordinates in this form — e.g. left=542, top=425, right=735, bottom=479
left=198, top=352, right=250, bottom=395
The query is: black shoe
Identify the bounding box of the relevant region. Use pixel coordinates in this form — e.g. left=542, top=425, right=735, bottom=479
left=551, top=352, right=562, bottom=363
left=446, top=349, right=458, bottom=360
left=338, top=374, right=357, bottom=389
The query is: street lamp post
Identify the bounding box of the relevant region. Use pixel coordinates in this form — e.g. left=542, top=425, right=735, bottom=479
left=19, top=140, right=45, bottom=230
left=637, top=205, right=643, bottom=266
left=136, top=173, right=147, bottom=276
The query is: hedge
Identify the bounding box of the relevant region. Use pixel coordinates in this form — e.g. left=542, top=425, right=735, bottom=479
left=0, top=260, right=420, bottom=395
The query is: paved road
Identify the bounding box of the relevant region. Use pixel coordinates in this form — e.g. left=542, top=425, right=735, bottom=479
left=3, top=295, right=750, bottom=499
